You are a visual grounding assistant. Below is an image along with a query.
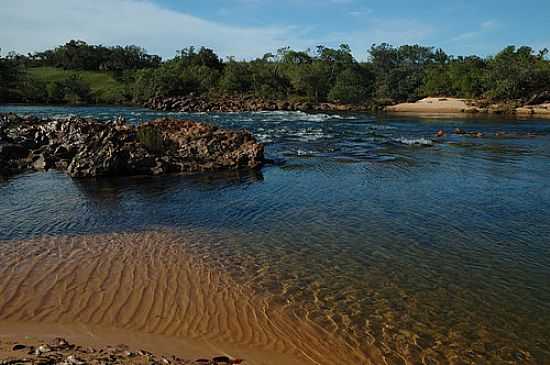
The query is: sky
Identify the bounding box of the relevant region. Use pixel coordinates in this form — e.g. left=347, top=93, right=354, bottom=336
left=1, top=0, right=549, bottom=60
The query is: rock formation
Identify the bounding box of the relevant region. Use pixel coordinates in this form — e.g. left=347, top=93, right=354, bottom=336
left=145, top=95, right=373, bottom=113
left=0, top=114, right=264, bottom=178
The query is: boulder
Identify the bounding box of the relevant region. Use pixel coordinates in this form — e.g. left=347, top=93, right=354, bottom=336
left=0, top=114, right=264, bottom=178
left=526, top=91, right=550, bottom=106
left=144, top=95, right=372, bottom=113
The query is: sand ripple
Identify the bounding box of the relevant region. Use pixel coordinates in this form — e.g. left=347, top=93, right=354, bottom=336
left=0, top=231, right=375, bottom=365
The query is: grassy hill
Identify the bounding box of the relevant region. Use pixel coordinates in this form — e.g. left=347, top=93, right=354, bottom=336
left=26, top=67, right=130, bottom=104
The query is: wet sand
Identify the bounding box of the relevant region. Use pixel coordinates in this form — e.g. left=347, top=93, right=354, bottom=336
left=0, top=231, right=375, bottom=365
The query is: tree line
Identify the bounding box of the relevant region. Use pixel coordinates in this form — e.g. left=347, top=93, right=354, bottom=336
left=1, top=40, right=549, bottom=105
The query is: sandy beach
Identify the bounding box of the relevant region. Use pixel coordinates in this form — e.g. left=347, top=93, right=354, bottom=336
left=385, top=97, right=480, bottom=114
left=385, top=97, right=550, bottom=117
left=0, top=231, right=375, bottom=365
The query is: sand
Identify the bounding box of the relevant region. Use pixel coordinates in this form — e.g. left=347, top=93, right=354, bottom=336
left=0, top=231, right=376, bottom=365
left=385, top=97, right=480, bottom=114
left=386, top=97, right=550, bottom=117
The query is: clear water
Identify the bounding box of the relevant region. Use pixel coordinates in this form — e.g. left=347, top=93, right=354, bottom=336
left=1, top=105, right=550, bottom=364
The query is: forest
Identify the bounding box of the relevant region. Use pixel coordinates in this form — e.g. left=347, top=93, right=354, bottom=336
left=1, top=40, right=549, bottom=106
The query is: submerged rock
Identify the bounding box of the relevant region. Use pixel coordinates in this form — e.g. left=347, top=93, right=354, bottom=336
left=0, top=114, right=264, bottom=178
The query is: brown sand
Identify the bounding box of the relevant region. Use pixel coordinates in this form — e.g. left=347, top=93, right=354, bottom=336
left=0, top=231, right=376, bottom=365
left=385, top=97, right=479, bottom=114
left=386, top=97, right=550, bottom=117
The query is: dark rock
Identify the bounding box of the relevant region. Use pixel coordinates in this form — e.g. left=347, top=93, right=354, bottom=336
left=0, top=143, right=29, bottom=160
left=0, top=114, right=264, bottom=178
left=526, top=91, right=550, bottom=105
left=12, top=344, right=27, bottom=351
left=212, top=356, right=231, bottom=363
left=144, top=95, right=372, bottom=113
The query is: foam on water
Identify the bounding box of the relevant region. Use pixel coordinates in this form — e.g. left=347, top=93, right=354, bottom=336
left=393, top=136, right=434, bottom=146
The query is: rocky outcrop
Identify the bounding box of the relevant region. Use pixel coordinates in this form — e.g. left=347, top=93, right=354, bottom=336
left=0, top=114, right=264, bottom=178
left=526, top=91, right=550, bottom=106
left=145, top=95, right=374, bottom=113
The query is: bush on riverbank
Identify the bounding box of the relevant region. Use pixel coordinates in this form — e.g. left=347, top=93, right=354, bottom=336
left=2, top=41, right=550, bottom=107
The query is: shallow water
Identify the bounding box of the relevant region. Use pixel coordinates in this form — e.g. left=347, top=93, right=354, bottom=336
left=1, top=105, right=550, bottom=364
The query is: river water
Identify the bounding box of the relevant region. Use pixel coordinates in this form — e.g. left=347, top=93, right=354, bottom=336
left=1, top=105, right=550, bottom=364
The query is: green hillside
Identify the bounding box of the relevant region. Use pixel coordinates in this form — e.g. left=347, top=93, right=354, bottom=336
left=25, top=67, right=130, bottom=104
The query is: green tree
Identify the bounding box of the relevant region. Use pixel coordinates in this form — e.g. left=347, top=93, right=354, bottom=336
left=328, top=67, right=372, bottom=103
left=0, top=52, right=23, bottom=101
left=219, top=60, right=252, bottom=94
left=47, top=75, right=92, bottom=104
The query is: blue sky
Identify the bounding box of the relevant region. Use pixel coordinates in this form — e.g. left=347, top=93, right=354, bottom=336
left=1, top=0, right=549, bottom=59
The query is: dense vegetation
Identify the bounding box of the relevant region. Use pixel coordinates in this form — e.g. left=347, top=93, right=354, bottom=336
left=1, top=40, right=549, bottom=106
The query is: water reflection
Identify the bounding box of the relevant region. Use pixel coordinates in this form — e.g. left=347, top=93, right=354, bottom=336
left=72, top=168, right=264, bottom=204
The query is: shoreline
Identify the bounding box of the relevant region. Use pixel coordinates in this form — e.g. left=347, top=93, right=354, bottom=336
left=385, top=97, right=550, bottom=118
left=3, top=97, right=550, bottom=118
left=0, top=231, right=372, bottom=365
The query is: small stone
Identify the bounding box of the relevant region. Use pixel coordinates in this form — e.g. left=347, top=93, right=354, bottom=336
left=65, top=355, right=85, bottom=365
left=32, top=154, right=48, bottom=170
left=35, top=345, right=51, bottom=354
left=12, top=344, right=26, bottom=351
left=213, top=356, right=231, bottom=363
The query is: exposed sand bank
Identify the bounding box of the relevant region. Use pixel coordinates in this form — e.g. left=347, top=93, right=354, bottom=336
left=516, top=103, right=550, bottom=115
left=0, top=231, right=375, bottom=365
left=385, top=97, right=479, bottom=114
left=385, top=97, right=550, bottom=117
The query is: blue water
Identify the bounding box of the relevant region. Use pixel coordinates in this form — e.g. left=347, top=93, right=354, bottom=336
left=1, top=105, right=550, bottom=364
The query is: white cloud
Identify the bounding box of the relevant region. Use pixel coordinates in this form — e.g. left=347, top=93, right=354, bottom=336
left=0, top=0, right=435, bottom=60
left=0, top=0, right=309, bottom=59
left=449, top=20, right=498, bottom=43
left=325, top=18, right=434, bottom=59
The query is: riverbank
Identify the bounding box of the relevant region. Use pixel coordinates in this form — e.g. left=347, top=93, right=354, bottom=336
left=144, top=96, right=376, bottom=113
left=0, top=334, right=238, bottom=365
left=0, top=231, right=372, bottom=365
left=385, top=97, right=550, bottom=117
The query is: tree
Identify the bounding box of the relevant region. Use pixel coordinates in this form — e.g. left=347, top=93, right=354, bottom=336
left=47, top=75, right=92, bottom=104
left=289, top=61, right=330, bottom=102
left=328, top=67, right=372, bottom=103
left=0, top=52, right=23, bottom=101
left=485, top=46, right=550, bottom=100
left=369, top=43, right=436, bottom=101
left=219, top=61, right=252, bottom=94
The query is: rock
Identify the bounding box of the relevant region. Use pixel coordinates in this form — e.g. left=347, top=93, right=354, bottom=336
left=64, top=355, right=85, bottom=365
left=32, top=154, right=49, bottom=170
left=35, top=345, right=51, bottom=355
left=144, top=95, right=371, bottom=113
left=0, top=143, right=28, bottom=160
left=12, top=344, right=27, bottom=351
left=1, top=114, right=264, bottom=178
left=526, top=91, right=550, bottom=105
left=435, top=130, right=445, bottom=138
left=212, top=356, right=232, bottom=363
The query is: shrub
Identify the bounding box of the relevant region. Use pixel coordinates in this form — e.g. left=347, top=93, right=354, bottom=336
left=137, top=125, right=164, bottom=153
